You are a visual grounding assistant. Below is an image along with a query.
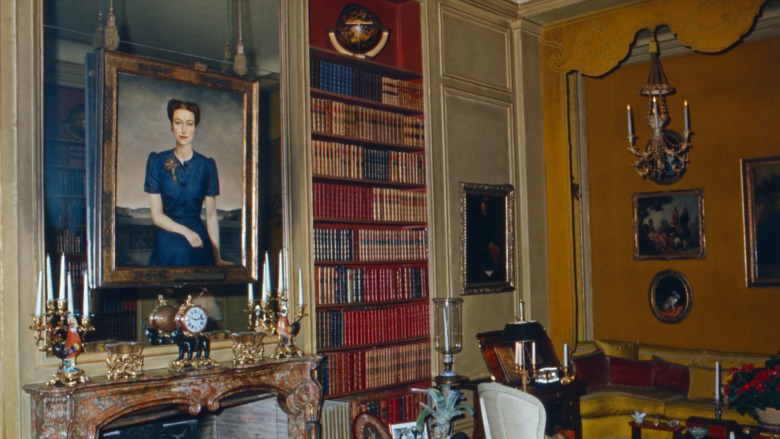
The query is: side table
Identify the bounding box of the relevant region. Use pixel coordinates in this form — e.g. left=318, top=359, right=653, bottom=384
left=686, top=417, right=741, bottom=438
left=630, top=420, right=684, bottom=439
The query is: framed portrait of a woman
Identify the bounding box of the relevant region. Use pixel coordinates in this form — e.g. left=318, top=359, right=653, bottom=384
left=91, top=50, right=259, bottom=286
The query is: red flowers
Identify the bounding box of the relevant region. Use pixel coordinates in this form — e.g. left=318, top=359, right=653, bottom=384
left=725, top=354, right=780, bottom=418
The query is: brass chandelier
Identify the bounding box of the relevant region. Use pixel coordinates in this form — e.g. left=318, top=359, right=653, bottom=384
left=626, top=34, right=691, bottom=185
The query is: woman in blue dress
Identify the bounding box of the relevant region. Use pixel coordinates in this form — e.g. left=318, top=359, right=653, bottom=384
left=143, top=99, right=227, bottom=266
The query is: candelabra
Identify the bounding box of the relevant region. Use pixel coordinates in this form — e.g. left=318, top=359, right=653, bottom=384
left=272, top=296, right=307, bottom=360
left=30, top=300, right=94, bottom=386
left=626, top=34, right=692, bottom=186
left=511, top=358, right=537, bottom=392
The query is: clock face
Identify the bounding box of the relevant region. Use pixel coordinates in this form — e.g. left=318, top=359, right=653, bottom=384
left=181, top=306, right=207, bottom=333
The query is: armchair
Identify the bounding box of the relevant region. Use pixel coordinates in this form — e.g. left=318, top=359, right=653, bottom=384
left=478, top=382, right=547, bottom=439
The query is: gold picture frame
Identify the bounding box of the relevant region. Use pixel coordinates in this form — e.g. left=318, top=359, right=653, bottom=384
left=91, top=50, right=259, bottom=287
left=742, top=156, right=780, bottom=287
left=632, top=189, right=705, bottom=261
left=459, top=182, right=515, bottom=295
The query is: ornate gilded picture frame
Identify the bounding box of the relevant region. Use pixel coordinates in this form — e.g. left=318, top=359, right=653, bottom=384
left=742, top=156, right=780, bottom=287
left=459, top=182, right=515, bottom=295
left=648, top=269, right=692, bottom=324
left=632, top=189, right=705, bottom=261
left=91, top=50, right=259, bottom=287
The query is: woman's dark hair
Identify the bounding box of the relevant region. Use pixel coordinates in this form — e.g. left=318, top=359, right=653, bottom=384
left=167, top=99, right=201, bottom=126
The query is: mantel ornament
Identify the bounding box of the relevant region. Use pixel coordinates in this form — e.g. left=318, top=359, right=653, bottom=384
left=328, top=3, right=390, bottom=59
left=30, top=254, right=94, bottom=386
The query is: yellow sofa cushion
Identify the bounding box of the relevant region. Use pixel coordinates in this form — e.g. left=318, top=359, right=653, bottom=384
left=663, top=398, right=757, bottom=426
left=637, top=342, right=705, bottom=366
left=700, top=348, right=768, bottom=369
left=580, top=386, right=683, bottom=417
left=595, top=339, right=639, bottom=360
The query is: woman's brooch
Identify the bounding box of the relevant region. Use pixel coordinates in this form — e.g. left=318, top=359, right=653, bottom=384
left=164, top=157, right=178, bottom=183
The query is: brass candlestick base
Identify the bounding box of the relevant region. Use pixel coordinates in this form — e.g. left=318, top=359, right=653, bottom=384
left=48, top=368, right=88, bottom=387
left=248, top=299, right=280, bottom=335
left=513, top=364, right=537, bottom=392
left=560, top=364, right=575, bottom=384
left=232, top=331, right=267, bottom=365
left=272, top=303, right=306, bottom=359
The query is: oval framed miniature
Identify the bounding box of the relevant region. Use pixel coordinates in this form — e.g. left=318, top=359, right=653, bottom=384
left=648, top=269, right=692, bottom=324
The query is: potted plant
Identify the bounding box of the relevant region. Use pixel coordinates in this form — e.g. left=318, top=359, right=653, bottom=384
left=415, top=384, right=474, bottom=439
left=725, top=354, right=780, bottom=430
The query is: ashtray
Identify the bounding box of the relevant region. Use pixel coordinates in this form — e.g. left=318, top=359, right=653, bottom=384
left=687, top=426, right=708, bottom=439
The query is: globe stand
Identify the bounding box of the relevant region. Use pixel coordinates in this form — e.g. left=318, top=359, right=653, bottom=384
left=328, top=29, right=389, bottom=59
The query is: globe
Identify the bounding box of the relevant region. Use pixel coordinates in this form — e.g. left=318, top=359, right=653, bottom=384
left=333, top=3, right=384, bottom=55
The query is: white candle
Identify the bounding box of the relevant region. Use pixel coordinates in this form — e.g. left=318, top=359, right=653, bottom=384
left=519, top=342, right=524, bottom=368
left=67, top=272, right=74, bottom=314
left=262, top=252, right=270, bottom=302
left=564, top=343, right=569, bottom=366
left=278, top=250, right=285, bottom=295
left=83, top=270, right=89, bottom=316
left=58, top=253, right=66, bottom=301
left=46, top=254, right=54, bottom=302
left=653, top=97, right=659, bottom=128
left=248, top=283, right=254, bottom=302
left=36, top=270, right=43, bottom=316
left=532, top=341, right=537, bottom=366
left=443, top=308, right=450, bottom=352
left=627, top=105, right=634, bottom=136
left=684, top=100, right=690, bottom=132
left=298, top=267, right=303, bottom=305
left=715, top=361, right=721, bottom=402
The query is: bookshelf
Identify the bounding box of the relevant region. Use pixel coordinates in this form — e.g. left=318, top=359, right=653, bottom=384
left=308, top=0, right=430, bottom=428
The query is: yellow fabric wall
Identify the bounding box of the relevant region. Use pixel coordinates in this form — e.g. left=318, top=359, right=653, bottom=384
left=583, top=35, right=780, bottom=353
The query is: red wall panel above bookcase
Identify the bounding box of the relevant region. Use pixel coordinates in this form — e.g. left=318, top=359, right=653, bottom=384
left=308, top=0, right=422, bottom=73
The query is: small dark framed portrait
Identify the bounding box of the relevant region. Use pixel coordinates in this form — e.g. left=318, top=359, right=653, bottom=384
left=633, top=189, right=705, bottom=260
left=648, top=270, right=692, bottom=324
left=742, top=156, right=780, bottom=287
left=459, top=182, right=515, bottom=295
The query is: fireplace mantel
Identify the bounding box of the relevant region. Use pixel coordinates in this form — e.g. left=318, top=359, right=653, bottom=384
left=23, top=356, right=322, bottom=439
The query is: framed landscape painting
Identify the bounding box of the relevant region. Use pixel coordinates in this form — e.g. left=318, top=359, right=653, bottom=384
left=459, top=182, right=515, bottom=295
left=91, top=50, right=259, bottom=287
left=742, top=156, right=780, bottom=287
left=632, top=189, right=705, bottom=261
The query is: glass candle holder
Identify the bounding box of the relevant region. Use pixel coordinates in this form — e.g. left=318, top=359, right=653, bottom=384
left=433, top=298, right=463, bottom=381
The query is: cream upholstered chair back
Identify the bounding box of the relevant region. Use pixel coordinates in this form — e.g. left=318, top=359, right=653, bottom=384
left=478, top=382, right=547, bottom=439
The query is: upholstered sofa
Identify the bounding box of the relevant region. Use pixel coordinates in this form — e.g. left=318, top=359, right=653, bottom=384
left=571, top=340, right=769, bottom=439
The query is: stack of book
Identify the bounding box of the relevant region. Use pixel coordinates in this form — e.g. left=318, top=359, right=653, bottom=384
left=314, top=264, right=428, bottom=305
left=312, top=140, right=426, bottom=184
left=314, top=227, right=428, bottom=262
left=318, top=340, right=431, bottom=397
